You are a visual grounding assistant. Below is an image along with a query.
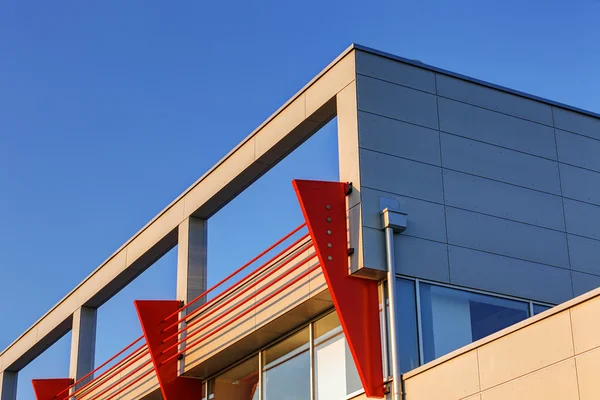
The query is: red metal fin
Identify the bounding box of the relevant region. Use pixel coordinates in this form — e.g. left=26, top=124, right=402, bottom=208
left=32, top=378, right=72, bottom=400
left=293, top=179, right=385, bottom=398
left=134, top=300, right=203, bottom=399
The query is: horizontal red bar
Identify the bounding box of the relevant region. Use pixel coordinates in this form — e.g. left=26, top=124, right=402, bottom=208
left=162, top=232, right=311, bottom=334
left=102, top=368, right=154, bottom=400
left=87, top=359, right=153, bottom=400
left=73, top=347, right=149, bottom=399
left=161, top=251, right=318, bottom=355
left=162, top=222, right=307, bottom=323
left=162, top=263, right=320, bottom=366
left=54, top=335, right=145, bottom=399
left=162, top=245, right=317, bottom=345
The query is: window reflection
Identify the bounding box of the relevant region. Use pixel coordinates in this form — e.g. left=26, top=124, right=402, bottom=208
left=211, top=355, right=259, bottom=400
left=533, top=303, right=551, bottom=315
left=263, top=327, right=310, bottom=400
left=396, top=278, right=419, bottom=372
left=314, top=312, right=362, bottom=399
left=420, top=284, right=529, bottom=363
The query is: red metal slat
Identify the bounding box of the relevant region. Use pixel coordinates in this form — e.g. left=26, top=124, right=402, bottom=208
left=162, top=247, right=317, bottom=346
left=293, top=179, right=385, bottom=398
left=160, top=251, right=318, bottom=356
left=53, top=335, right=145, bottom=399
left=161, top=263, right=320, bottom=366
left=87, top=360, right=153, bottom=400
left=73, top=347, right=149, bottom=399
left=162, top=222, right=307, bottom=323
left=162, top=231, right=311, bottom=334
left=102, top=369, right=155, bottom=400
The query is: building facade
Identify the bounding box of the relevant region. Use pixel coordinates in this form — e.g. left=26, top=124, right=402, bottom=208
left=1, top=44, right=600, bottom=400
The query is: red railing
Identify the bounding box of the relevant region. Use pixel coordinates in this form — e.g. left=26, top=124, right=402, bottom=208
left=52, top=222, right=314, bottom=399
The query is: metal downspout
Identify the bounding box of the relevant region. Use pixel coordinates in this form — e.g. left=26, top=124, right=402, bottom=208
left=380, top=208, right=407, bottom=400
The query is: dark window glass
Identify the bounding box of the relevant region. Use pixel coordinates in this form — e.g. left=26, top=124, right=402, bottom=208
left=533, top=304, right=551, bottom=315
left=420, top=284, right=529, bottom=363
left=396, top=278, right=419, bottom=373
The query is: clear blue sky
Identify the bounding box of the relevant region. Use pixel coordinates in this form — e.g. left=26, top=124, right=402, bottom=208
left=1, top=0, right=598, bottom=398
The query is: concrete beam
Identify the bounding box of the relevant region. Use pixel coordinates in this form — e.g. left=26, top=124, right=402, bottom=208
left=0, top=45, right=355, bottom=373
left=177, top=217, right=208, bottom=313
left=69, top=307, right=97, bottom=390
left=0, top=371, right=17, bottom=400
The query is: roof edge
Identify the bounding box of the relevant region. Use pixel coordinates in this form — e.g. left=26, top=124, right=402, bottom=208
left=352, top=43, right=600, bottom=120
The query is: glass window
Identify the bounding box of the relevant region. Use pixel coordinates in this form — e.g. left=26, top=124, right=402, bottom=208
left=313, top=311, right=362, bottom=399
left=396, top=278, right=419, bottom=373
left=420, top=284, right=529, bottom=363
left=263, top=327, right=310, bottom=400
left=533, top=304, right=551, bottom=315
left=211, top=355, right=259, bottom=400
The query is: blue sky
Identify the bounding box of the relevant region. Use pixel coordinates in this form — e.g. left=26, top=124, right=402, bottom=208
left=0, top=0, right=598, bottom=398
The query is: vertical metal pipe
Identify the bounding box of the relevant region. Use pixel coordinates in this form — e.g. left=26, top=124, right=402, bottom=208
left=384, top=227, right=402, bottom=400
left=379, top=283, right=390, bottom=379
left=309, top=322, right=315, bottom=400
left=258, top=351, right=263, bottom=400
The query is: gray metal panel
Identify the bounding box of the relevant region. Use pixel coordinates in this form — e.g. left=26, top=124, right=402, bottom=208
left=448, top=246, right=573, bottom=304
left=360, top=149, right=444, bottom=203
left=559, top=164, right=600, bottom=206
left=355, top=50, right=436, bottom=94
left=356, top=75, right=439, bottom=130
left=563, top=198, right=600, bottom=240
left=572, top=271, right=600, bottom=297
left=361, top=187, right=447, bottom=242
left=445, top=207, right=570, bottom=268
left=442, top=170, right=565, bottom=231
left=440, top=133, right=561, bottom=195
left=358, top=111, right=441, bottom=165
left=553, top=107, right=600, bottom=141
left=438, top=98, right=557, bottom=159
left=567, top=234, right=600, bottom=275
left=556, top=129, right=600, bottom=173
left=395, top=235, right=450, bottom=283
left=362, top=226, right=387, bottom=271
left=436, top=74, right=554, bottom=126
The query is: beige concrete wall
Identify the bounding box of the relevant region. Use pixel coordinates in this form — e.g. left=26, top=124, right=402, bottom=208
left=402, top=287, right=600, bottom=400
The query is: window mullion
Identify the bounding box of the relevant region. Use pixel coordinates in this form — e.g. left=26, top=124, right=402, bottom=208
left=415, top=279, right=425, bottom=366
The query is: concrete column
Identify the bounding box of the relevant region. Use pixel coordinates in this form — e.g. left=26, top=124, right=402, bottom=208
left=69, top=306, right=97, bottom=390
left=177, top=217, right=208, bottom=374
left=177, top=216, right=208, bottom=314
left=0, top=371, right=17, bottom=400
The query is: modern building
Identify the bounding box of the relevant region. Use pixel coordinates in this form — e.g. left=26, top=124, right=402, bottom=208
left=2, top=44, right=600, bottom=400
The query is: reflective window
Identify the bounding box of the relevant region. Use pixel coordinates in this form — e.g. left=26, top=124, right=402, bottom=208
left=263, top=327, right=310, bottom=400
left=420, top=283, right=529, bottom=363
left=314, top=312, right=362, bottom=399
left=533, top=304, right=551, bottom=315
left=396, top=278, right=419, bottom=372
left=211, top=355, right=259, bottom=400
